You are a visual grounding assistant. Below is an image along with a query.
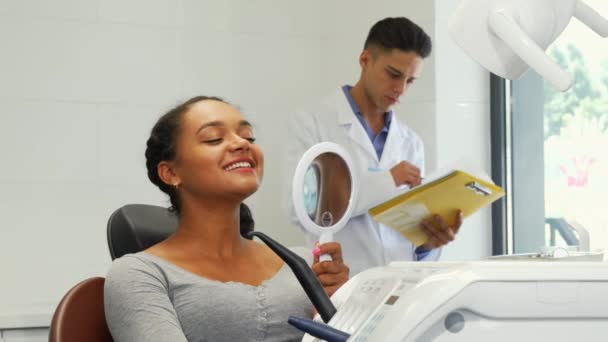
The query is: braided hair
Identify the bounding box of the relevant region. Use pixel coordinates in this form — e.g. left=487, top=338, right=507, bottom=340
left=144, top=96, right=254, bottom=238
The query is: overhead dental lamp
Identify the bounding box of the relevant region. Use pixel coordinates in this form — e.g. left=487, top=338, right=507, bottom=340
left=449, top=0, right=608, bottom=91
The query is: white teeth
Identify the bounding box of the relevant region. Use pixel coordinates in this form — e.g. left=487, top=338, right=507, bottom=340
left=224, top=161, right=252, bottom=171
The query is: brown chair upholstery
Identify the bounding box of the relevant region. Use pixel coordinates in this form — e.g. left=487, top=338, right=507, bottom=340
left=49, top=277, right=113, bottom=342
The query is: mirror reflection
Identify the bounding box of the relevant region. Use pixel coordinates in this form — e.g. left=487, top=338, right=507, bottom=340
left=303, top=165, right=319, bottom=217
left=302, top=152, right=352, bottom=228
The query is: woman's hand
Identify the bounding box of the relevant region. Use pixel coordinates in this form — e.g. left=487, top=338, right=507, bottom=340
left=311, top=242, right=349, bottom=297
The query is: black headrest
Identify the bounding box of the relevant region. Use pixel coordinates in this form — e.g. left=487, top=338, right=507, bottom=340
left=107, top=204, right=177, bottom=260
left=107, top=203, right=255, bottom=260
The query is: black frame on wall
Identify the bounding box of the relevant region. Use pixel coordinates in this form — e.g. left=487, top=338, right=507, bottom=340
left=490, top=74, right=508, bottom=256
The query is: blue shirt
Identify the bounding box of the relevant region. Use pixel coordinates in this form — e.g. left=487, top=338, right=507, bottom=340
left=341, top=85, right=431, bottom=259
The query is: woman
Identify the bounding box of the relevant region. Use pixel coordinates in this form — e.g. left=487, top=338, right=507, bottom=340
left=104, top=96, right=349, bottom=342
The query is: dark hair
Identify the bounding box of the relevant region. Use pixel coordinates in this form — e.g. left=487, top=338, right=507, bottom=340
left=364, top=17, right=432, bottom=58
left=144, top=95, right=254, bottom=238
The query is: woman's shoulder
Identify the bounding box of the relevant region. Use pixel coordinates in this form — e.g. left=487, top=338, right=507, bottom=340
left=105, top=252, right=169, bottom=288
left=107, top=252, right=158, bottom=271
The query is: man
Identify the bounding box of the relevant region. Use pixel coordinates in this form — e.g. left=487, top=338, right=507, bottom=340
left=285, top=17, right=462, bottom=276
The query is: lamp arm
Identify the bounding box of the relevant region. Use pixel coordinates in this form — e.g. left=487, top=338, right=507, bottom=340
left=574, top=0, right=608, bottom=37
left=488, top=11, right=573, bottom=91
left=568, top=220, right=591, bottom=252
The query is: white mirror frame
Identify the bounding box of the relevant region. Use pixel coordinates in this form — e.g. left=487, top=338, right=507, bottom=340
left=292, top=142, right=358, bottom=240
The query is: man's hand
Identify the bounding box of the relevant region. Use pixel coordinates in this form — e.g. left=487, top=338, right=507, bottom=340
left=390, top=161, right=422, bottom=187
left=312, top=242, right=350, bottom=297
left=420, top=210, right=463, bottom=250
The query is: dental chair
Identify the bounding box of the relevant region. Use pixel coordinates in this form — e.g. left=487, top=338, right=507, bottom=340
left=48, top=277, right=113, bottom=342
left=49, top=203, right=254, bottom=341
left=106, top=204, right=178, bottom=260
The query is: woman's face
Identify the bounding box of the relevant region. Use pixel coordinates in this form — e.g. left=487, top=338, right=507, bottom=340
left=169, top=100, right=264, bottom=202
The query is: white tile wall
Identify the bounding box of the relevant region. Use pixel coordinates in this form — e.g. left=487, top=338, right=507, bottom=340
left=98, top=0, right=184, bottom=27
left=319, top=37, right=361, bottom=94
left=0, top=0, right=97, bottom=21
left=231, top=0, right=324, bottom=36
left=0, top=20, right=102, bottom=101
left=92, top=25, right=181, bottom=104
left=435, top=101, right=491, bottom=167
left=177, top=30, right=235, bottom=98
left=230, top=34, right=322, bottom=112
left=433, top=0, right=493, bottom=260
left=182, top=0, right=233, bottom=32
left=318, top=0, right=434, bottom=39
left=96, top=103, right=164, bottom=184
left=0, top=100, right=98, bottom=183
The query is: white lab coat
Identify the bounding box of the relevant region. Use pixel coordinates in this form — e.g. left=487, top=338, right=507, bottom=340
left=285, top=89, right=441, bottom=276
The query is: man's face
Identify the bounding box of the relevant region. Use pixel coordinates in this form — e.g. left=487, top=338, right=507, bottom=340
left=359, top=48, right=424, bottom=112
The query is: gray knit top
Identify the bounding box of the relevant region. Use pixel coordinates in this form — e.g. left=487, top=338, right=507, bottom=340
left=104, top=248, right=314, bottom=342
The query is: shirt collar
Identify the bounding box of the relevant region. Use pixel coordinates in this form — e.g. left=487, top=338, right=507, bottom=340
left=341, top=85, right=393, bottom=127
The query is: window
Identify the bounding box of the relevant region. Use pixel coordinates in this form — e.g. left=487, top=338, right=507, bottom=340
left=492, top=0, right=608, bottom=255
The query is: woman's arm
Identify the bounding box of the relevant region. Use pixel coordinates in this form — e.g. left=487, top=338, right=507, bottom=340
left=104, top=256, right=188, bottom=342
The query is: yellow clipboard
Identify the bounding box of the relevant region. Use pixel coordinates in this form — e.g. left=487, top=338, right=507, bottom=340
left=368, top=170, right=505, bottom=246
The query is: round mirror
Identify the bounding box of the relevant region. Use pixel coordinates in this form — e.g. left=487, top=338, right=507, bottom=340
left=292, top=142, right=357, bottom=261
